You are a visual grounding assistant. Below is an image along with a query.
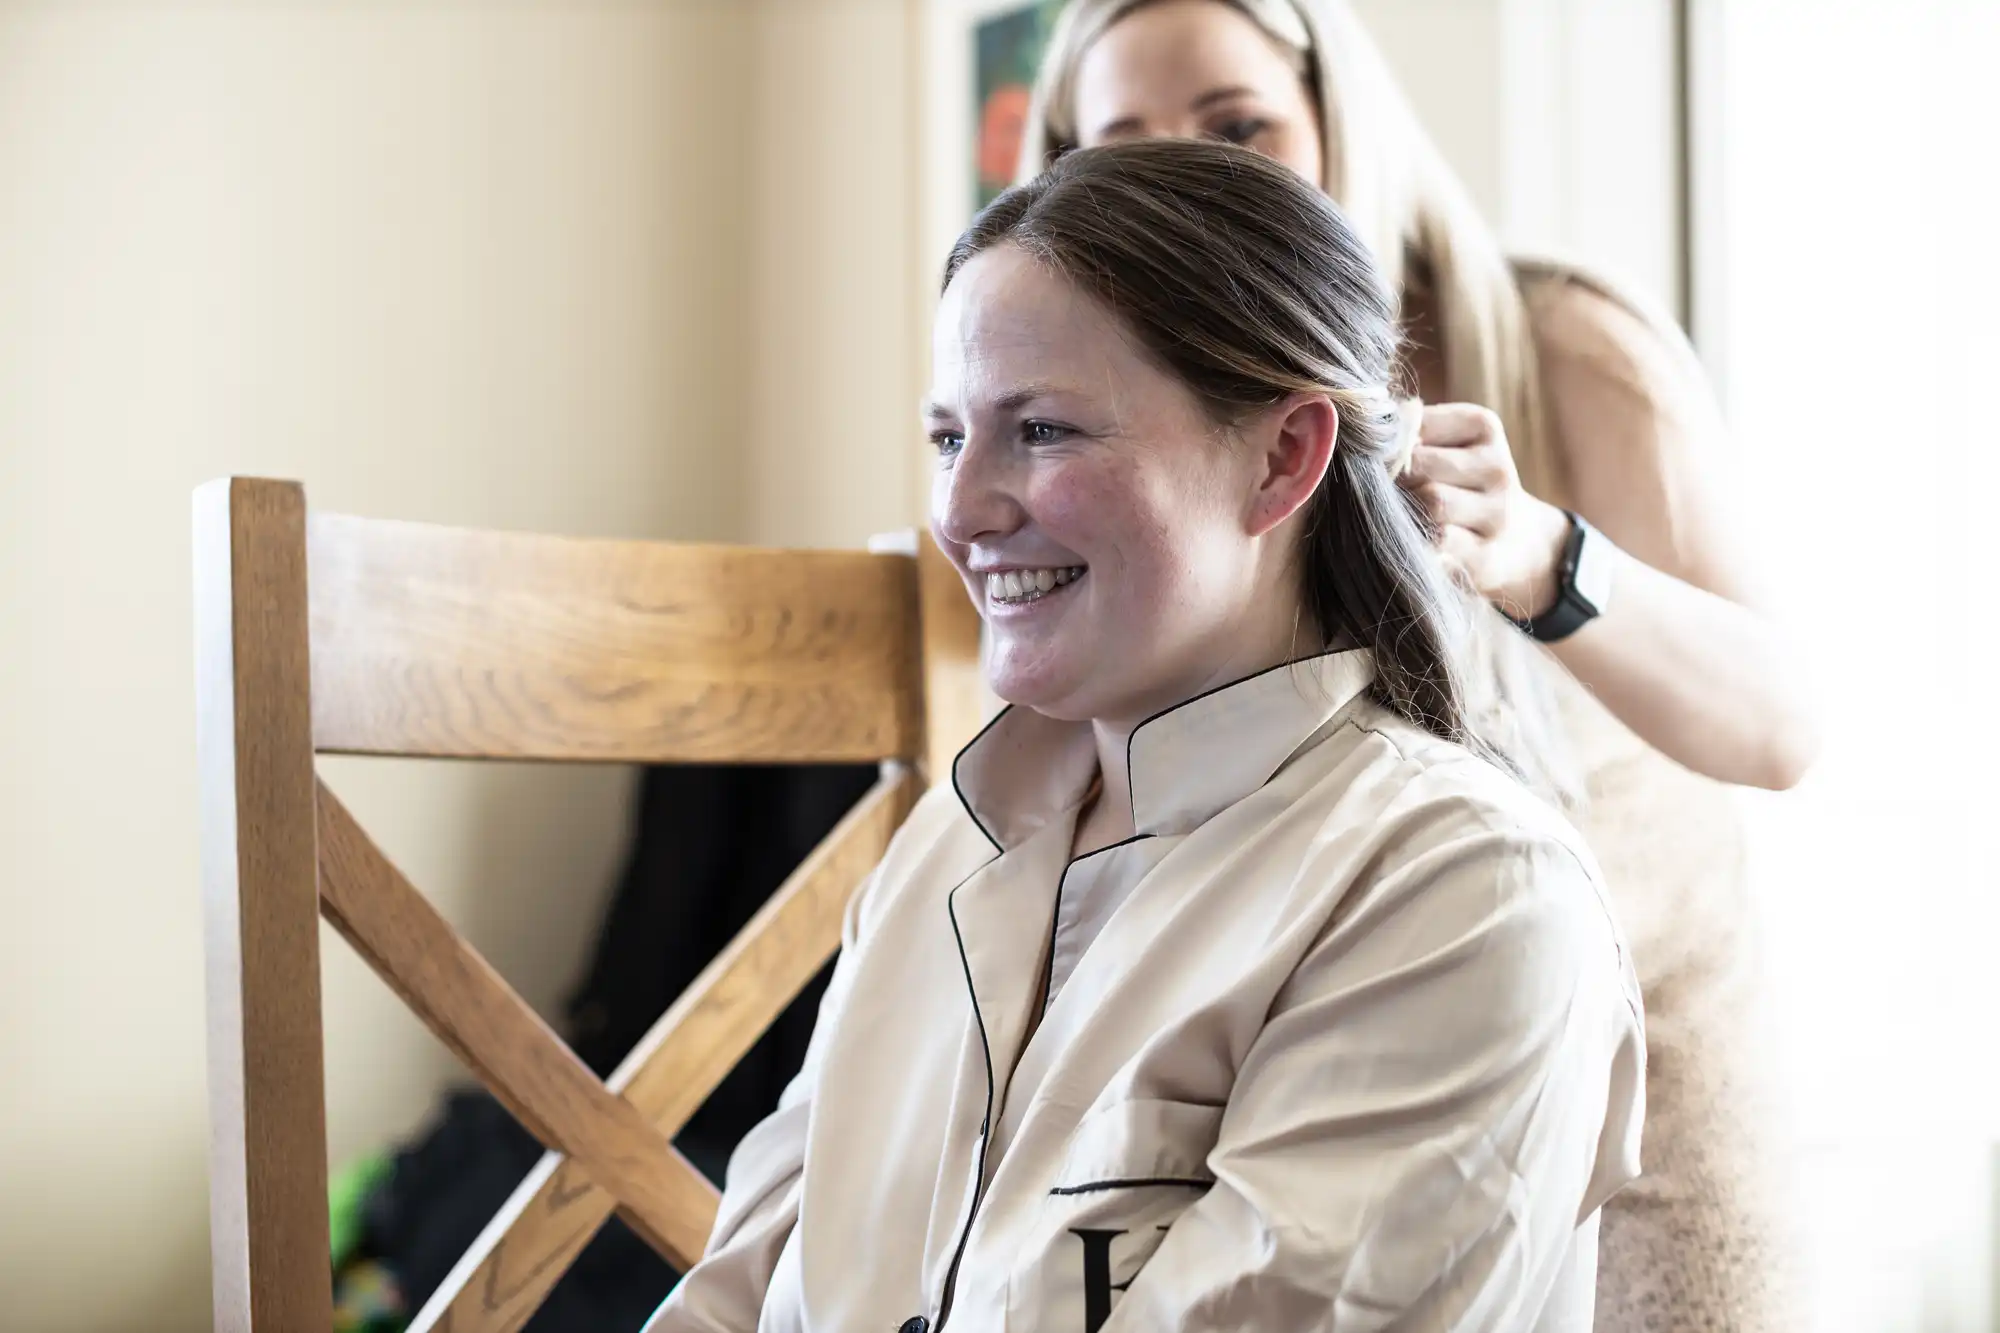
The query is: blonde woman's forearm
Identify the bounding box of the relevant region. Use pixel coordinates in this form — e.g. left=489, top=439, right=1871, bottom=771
left=1545, top=547, right=1819, bottom=790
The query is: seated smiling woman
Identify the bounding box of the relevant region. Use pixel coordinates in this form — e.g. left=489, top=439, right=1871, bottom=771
left=644, top=138, right=1643, bottom=1333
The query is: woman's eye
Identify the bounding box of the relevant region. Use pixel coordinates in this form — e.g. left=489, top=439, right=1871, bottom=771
left=930, top=429, right=965, bottom=458
left=1210, top=117, right=1271, bottom=145
left=1022, top=420, right=1072, bottom=445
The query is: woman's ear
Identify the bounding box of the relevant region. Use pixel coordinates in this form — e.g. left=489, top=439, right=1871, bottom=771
left=1246, top=393, right=1338, bottom=538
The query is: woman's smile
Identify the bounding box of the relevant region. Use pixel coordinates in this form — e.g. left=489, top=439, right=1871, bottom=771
left=981, top=564, right=1087, bottom=611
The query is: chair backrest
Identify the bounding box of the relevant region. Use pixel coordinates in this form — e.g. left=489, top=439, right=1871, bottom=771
left=194, top=477, right=984, bottom=1333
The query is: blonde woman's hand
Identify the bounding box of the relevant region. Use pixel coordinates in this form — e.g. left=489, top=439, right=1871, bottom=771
left=1397, top=404, right=1573, bottom=621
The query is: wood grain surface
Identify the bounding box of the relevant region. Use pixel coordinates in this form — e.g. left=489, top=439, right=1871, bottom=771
left=317, top=781, right=718, bottom=1271
left=411, top=766, right=917, bottom=1333
left=194, top=478, right=336, bottom=1333
left=307, top=513, right=924, bottom=764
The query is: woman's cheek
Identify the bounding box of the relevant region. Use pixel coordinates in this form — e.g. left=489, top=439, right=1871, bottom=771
left=1031, top=454, right=1163, bottom=560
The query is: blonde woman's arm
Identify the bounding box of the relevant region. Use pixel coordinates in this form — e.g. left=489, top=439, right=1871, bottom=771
left=1403, top=283, right=1820, bottom=790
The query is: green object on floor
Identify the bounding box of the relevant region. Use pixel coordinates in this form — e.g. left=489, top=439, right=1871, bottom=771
left=333, top=1258, right=406, bottom=1333
left=331, top=1153, right=406, bottom=1333
left=329, top=1151, right=393, bottom=1269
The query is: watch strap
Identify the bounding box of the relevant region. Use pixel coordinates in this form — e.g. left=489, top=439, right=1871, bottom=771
left=1507, top=510, right=1606, bottom=643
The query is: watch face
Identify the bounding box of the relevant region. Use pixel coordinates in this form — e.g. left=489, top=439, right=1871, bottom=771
left=1572, top=518, right=1614, bottom=616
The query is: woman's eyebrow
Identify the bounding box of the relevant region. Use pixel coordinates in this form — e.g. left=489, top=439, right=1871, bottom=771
left=924, top=382, right=1070, bottom=419
left=1191, top=85, right=1258, bottom=112
left=987, top=383, right=1067, bottom=414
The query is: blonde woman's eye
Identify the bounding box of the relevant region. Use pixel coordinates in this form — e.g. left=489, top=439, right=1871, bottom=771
left=930, top=429, right=964, bottom=457
left=1023, top=420, right=1073, bottom=444
left=1211, top=117, right=1271, bottom=145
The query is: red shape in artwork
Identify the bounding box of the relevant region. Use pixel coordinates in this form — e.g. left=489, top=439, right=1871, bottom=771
left=979, top=84, right=1033, bottom=188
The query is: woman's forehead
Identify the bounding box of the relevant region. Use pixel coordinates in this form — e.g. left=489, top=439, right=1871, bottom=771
left=1073, top=1, right=1302, bottom=130
left=931, top=249, right=1142, bottom=401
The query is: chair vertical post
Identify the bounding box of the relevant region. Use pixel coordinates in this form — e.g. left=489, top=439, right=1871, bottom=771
left=194, top=478, right=333, bottom=1333
left=917, top=533, right=987, bottom=785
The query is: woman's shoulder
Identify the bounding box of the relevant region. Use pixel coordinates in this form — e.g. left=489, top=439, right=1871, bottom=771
left=1326, top=702, right=1600, bottom=875
left=1302, top=707, right=1639, bottom=1012
left=1509, top=255, right=1706, bottom=418
left=1320, top=706, right=1622, bottom=946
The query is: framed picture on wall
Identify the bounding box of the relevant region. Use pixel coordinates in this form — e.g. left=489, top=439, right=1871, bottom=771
left=971, top=1, right=1065, bottom=207
left=922, top=0, right=1065, bottom=272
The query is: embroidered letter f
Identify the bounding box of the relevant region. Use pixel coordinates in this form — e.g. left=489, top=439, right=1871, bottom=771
left=1072, top=1228, right=1147, bottom=1333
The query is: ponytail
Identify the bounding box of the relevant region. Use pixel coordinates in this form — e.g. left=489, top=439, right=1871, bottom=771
left=1306, top=391, right=1571, bottom=802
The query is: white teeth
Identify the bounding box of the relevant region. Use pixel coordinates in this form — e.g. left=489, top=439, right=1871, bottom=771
left=984, top=566, right=1086, bottom=604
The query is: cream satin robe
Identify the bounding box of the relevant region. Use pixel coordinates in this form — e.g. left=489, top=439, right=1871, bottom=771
left=645, top=651, right=1645, bottom=1333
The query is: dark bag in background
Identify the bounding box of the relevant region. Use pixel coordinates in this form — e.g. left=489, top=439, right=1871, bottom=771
left=349, top=762, right=878, bottom=1332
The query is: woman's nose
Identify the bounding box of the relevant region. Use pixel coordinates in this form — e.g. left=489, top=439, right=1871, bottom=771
left=933, top=438, right=1024, bottom=547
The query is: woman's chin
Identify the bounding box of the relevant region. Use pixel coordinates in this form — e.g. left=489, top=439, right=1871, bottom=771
left=984, top=653, right=1097, bottom=722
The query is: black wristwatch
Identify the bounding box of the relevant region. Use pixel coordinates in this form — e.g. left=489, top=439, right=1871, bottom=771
left=1508, top=510, right=1614, bottom=642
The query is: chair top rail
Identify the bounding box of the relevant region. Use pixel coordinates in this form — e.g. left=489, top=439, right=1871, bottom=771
left=306, top=512, right=925, bottom=764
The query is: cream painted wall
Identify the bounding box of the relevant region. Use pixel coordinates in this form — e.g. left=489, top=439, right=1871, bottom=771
left=1352, top=0, right=1510, bottom=222
left=742, top=0, right=926, bottom=550
left=1357, top=0, right=1683, bottom=316
left=0, top=4, right=753, bottom=1330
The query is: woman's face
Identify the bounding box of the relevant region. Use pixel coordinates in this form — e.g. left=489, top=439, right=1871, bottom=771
left=1070, top=0, right=1324, bottom=186
left=926, top=244, right=1306, bottom=727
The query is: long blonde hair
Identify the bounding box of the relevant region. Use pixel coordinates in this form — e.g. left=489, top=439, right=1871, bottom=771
left=1022, top=0, right=1567, bottom=495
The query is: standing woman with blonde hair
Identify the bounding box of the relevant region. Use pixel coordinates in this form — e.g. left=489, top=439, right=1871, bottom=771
left=1019, top=1, right=1816, bottom=1328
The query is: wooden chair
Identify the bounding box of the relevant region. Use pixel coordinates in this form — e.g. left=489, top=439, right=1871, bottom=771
left=194, top=477, right=985, bottom=1333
